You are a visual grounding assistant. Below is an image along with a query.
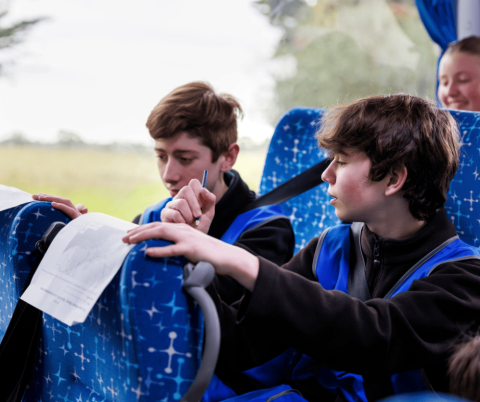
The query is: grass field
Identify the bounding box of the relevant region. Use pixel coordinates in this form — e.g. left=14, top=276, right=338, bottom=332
left=0, top=145, right=268, bottom=221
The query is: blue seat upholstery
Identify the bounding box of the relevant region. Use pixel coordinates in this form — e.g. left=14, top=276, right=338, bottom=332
left=444, top=109, right=480, bottom=246
left=259, top=107, right=339, bottom=253
left=0, top=201, right=70, bottom=342
left=22, top=239, right=205, bottom=402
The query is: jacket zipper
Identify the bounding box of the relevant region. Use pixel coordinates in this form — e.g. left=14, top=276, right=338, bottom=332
left=371, top=235, right=381, bottom=294
left=373, top=235, right=380, bottom=272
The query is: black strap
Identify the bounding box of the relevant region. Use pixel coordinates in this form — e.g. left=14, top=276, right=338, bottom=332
left=0, top=221, right=66, bottom=402
left=0, top=250, right=43, bottom=402
left=239, top=158, right=330, bottom=214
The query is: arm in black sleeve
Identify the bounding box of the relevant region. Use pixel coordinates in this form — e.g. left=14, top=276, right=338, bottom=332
left=213, top=217, right=295, bottom=305
left=234, top=217, right=295, bottom=266
left=212, top=238, right=319, bottom=373
left=227, top=255, right=480, bottom=376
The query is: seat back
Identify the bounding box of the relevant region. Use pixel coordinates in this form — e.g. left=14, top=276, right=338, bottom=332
left=445, top=109, right=480, bottom=246
left=22, top=238, right=206, bottom=402
left=0, top=201, right=69, bottom=342
left=259, top=107, right=340, bottom=253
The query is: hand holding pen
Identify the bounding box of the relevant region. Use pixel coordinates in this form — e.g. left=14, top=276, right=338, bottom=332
left=160, top=170, right=216, bottom=234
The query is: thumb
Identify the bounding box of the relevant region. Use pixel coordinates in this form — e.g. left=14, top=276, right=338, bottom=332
left=195, top=189, right=216, bottom=234
left=200, top=188, right=216, bottom=219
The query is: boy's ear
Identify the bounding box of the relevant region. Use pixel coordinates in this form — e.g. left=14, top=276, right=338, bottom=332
left=220, top=143, right=239, bottom=172
left=385, top=165, right=407, bottom=197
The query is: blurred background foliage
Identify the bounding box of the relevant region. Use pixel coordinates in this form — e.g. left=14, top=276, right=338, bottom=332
left=0, top=1, right=44, bottom=75
left=254, top=0, right=438, bottom=124
left=1, top=0, right=439, bottom=219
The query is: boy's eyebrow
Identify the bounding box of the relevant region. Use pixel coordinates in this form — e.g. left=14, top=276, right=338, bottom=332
left=337, top=149, right=350, bottom=157
left=153, top=147, right=199, bottom=156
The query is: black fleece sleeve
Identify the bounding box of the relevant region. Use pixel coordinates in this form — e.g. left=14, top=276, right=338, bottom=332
left=212, top=217, right=295, bottom=305
left=215, top=244, right=480, bottom=379
left=212, top=237, right=318, bottom=374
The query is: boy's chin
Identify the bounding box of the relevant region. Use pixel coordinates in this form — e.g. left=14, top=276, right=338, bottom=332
left=334, top=210, right=355, bottom=223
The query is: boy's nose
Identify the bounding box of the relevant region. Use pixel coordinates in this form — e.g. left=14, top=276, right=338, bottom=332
left=162, top=160, right=181, bottom=183
left=321, top=160, right=335, bottom=184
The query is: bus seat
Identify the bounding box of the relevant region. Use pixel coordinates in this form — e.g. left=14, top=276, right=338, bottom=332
left=0, top=201, right=70, bottom=343
left=259, top=107, right=340, bottom=254
left=21, top=239, right=210, bottom=402
left=445, top=109, right=480, bottom=246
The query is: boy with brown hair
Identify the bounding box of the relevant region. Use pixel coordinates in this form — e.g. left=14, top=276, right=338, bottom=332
left=136, top=82, right=294, bottom=268
left=34, top=82, right=294, bottom=301
left=124, top=93, right=480, bottom=401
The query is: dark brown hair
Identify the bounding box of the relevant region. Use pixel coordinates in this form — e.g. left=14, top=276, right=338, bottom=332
left=146, top=81, right=243, bottom=162
left=444, top=35, right=480, bottom=58
left=449, top=332, right=480, bottom=401
left=317, top=94, right=460, bottom=221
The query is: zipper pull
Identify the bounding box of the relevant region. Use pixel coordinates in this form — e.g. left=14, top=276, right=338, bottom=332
left=373, top=236, right=380, bottom=271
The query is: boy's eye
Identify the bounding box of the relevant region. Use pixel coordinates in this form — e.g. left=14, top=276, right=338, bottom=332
left=179, top=157, right=193, bottom=163
left=157, top=154, right=167, bottom=161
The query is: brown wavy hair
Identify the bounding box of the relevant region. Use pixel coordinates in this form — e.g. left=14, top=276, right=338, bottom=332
left=146, top=81, right=243, bottom=162
left=317, top=94, right=460, bottom=221
left=449, top=332, right=480, bottom=401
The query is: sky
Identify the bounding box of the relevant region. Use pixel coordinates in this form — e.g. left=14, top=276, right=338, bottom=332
left=0, top=0, right=283, bottom=145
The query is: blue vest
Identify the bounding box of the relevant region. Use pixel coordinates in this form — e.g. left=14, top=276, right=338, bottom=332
left=209, top=223, right=480, bottom=402
left=141, top=197, right=287, bottom=245
left=304, top=223, right=480, bottom=402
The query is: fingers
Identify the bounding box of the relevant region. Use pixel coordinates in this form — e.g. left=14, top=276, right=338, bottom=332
left=33, top=193, right=74, bottom=208
left=32, top=193, right=82, bottom=220
left=122, top=222, right=205, bottom=262
left=199, top=187, right=216, bottom=217
left=76, top=203, right=88, bottom=215
left=161, top=180, right=215, bottom=228
left=145, top=245, right=199, bottom=262
left=51, top=202, right=82, bottom=220
left=123, top=222, right=188, bottom=244
left=161, top=198, right=195, bottom=224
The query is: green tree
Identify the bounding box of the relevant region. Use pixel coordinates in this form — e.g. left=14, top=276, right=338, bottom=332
left=0, top=9, right=45, bottom=75
left=255, top=0, right=438, bottom=123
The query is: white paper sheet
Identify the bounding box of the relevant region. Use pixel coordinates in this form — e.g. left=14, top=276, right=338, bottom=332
left=0, top=184, right=33, bottom=212
left=21, top=213, right=136, bottom=325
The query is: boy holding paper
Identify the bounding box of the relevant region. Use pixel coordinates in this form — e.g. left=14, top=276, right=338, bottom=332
left=34, top=81, right=295, bottom=303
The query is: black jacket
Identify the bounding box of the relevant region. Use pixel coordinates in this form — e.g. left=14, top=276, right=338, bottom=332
left=212, top=208, right=480, bottom=400
left=135, top=170, right=295, bottom=304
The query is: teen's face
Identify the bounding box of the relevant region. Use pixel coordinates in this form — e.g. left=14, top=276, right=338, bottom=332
left=438, top=51, right=480, bottom=111
left=154, top=132, right=224, bottom=198
left=321, top=149, right=388, bottom=223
